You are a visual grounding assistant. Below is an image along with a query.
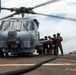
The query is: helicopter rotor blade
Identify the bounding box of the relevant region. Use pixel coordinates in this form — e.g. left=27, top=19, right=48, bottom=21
left=32, top=0, right=60, bottom=9
left=33, top=12, right=76, bottom=22
left=0, top=0, right=61, bottom=14
left=0, top=7, right=17, bottom=12
left=0, top=12, right=17, bottom=20
left=1, top=7, right=12, bottom=10
left=0, top=0, right=58, bottom=12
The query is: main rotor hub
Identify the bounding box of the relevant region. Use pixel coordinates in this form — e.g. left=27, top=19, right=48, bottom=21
left=13, top=7, right=33, bottom=14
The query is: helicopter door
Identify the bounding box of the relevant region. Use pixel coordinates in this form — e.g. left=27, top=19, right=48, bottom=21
left=32, top=22, right=40, bottom=44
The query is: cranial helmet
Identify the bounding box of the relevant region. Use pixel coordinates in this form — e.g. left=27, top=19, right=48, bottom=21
left=45, top=36, right=47, bottom=38
left=53, top=34, right=56, bottom=36
left=57, top=33, right=60, bottom=35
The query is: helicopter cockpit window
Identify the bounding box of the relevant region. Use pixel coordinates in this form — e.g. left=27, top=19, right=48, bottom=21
left=13, top=21, right=21, bottom=30
left=1, top=21, right=35, bottom=31
left=2, top=21, right=12, bottom=30
left=22, top=21, right=35, bottom=30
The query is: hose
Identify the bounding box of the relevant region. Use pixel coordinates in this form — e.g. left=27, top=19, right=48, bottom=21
left=0, top=56, right=58, bottom=75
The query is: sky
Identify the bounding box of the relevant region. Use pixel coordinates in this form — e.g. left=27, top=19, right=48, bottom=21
left=0, top=0, right=76, bottom=54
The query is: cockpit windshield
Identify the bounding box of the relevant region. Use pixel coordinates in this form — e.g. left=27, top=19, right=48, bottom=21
left=1, top=20, right=34, bottom=30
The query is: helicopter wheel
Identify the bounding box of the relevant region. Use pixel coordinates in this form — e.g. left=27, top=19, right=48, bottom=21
left=0, top=49, right=4, bottom=57
left=5, top=52, right=8, bottom=57
left=17, top=53, right=20, bottom=57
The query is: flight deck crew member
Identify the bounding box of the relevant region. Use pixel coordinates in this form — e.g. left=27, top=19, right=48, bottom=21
left=43, top=36, right=48, bottom=55
left=48, top=36, right=53, bottom=54
left=56, top=33, right=63, bottom=55
left=52, top=34, right=57, bottom=55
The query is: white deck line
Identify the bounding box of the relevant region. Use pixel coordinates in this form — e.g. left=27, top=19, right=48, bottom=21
left=0, top=63, right=75, bottom=67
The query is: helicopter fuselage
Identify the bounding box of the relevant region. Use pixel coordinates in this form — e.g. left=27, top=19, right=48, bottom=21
left=0, top=18, right=40, bottom=55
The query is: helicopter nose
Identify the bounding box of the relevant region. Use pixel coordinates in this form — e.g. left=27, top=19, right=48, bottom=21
left=8, top=30, right=17, bottom=38
left=7, top=31, right=20, bottom=48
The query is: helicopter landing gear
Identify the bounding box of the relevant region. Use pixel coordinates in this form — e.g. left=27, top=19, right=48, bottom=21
left=0, top=49, right=4, bottom=57
left=4, top=52, right=8, bottom=57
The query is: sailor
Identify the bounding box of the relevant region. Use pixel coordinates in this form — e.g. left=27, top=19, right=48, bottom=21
left=56, top=33, right=63, bottom=55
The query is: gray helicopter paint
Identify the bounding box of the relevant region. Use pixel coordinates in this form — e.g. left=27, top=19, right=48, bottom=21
left=0, top=18, right=40, bottom=54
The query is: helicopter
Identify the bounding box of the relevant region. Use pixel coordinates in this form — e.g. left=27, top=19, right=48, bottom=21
left=0, top=0, right=76, bottom=57
left=0, top=0, right=76, bottom=75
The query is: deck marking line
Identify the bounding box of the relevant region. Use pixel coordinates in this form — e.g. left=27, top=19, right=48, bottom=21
left=0, top=63, right=75, bottom=67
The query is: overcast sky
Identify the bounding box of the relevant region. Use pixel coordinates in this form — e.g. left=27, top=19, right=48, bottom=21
left=0, top=0, right=76, bottom=54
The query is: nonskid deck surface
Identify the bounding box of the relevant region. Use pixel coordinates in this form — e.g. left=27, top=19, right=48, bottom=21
left=0, top=54, right=76, bottom=75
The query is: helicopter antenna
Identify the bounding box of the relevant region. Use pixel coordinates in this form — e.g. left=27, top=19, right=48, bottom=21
left=0, top=0, right=1, bottom=12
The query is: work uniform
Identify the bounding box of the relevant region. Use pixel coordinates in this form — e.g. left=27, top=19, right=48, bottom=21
left=56, top=33, right=63, bottom=55
left=43, top=36, right=48, bottom=54
left=48, top=36, right=53, bottom=54
left=52, top=34, right=57, bottom=55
